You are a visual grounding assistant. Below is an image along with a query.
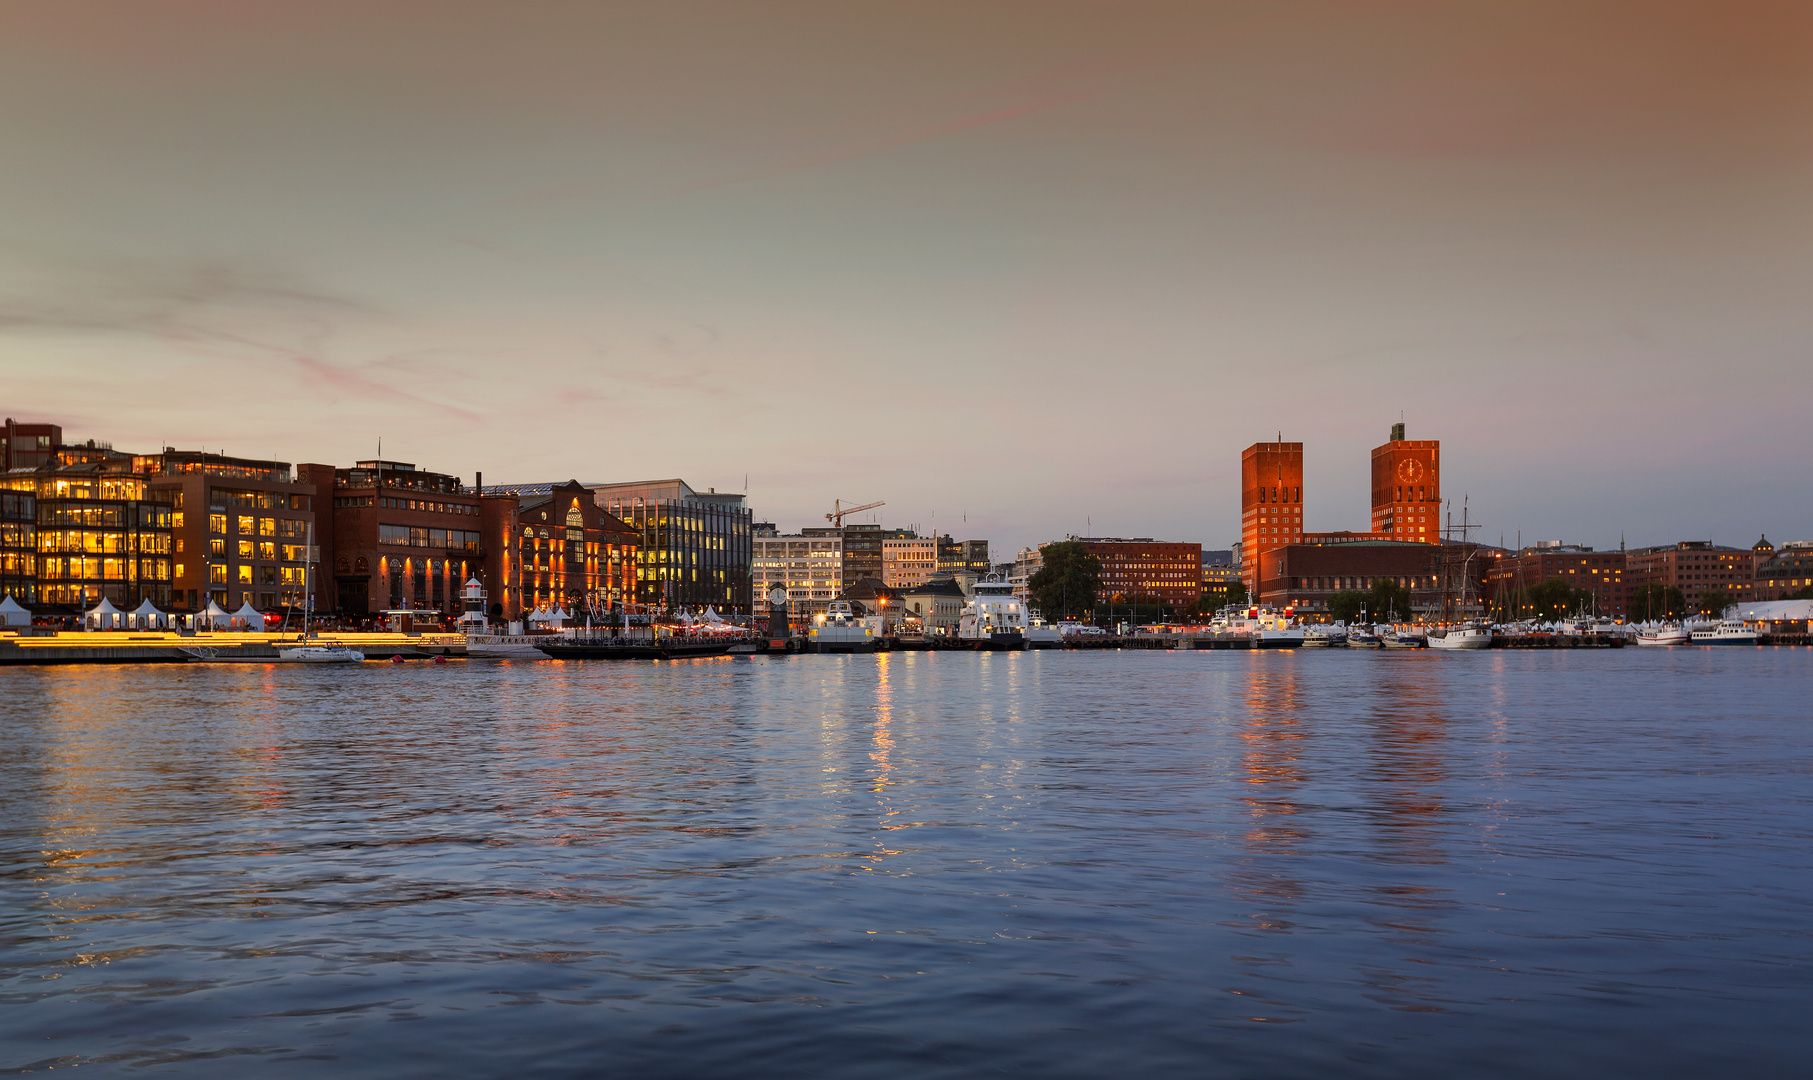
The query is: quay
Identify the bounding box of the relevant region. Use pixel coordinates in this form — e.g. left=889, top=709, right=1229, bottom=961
left=0, top=630, right=457, bottom=665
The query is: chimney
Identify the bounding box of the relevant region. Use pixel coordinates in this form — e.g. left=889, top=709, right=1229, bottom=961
left=476, top=471, right=483, bottom=495
left=1390, top=422, right=1405, bottom=442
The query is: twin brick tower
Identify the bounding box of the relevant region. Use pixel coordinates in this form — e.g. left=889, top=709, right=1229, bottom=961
left=1240, top=423, right=1442, bottom=592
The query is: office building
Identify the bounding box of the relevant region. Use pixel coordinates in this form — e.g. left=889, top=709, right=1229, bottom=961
left=3, top=465, right=173, bottom=610
left=1625, top=541, right=1760, bottom=610
left=300, top=459, right=494, bottom=619
left=1073, top=537, right=1204, bottom=609
left=1241, top=440, right=1303, bottom=593
left=587, top=479, right=753, bottom=614
left=882, top=535, right=938, bottom=588
left=138, top=450, right=318, bottom=613
left=3, top=419, right=61, bottom=471
left=1370, top=423, right=1441, bottom=541
left=752, top=530, right=843, bottom=622
left=1485, top=544, right=1627, bottom=618
left=1753, top=540, right=1813, bottom=600
left=0, top=481, right=35, bottom=605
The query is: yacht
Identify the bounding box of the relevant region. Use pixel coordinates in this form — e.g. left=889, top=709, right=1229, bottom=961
left=1690, top=619, right=1759, bottom=646
left=1302, top=624, right=1345, bottom=647
left=1634, top=622, right=1690, bottom=647
left=275, top=524, right=363, bottom=663
left=1380, top=628, right=1425, bottom=649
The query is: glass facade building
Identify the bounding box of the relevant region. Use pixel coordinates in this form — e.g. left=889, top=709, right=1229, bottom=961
left=4, top=469, right=173, bottom=609
left=590, top=480, right=753, bottom=615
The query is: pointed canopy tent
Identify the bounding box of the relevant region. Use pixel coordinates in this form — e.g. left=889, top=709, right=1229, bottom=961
left=528, top=606, right=557, bottom=624
left=232, top=600, right=266, bottom=630
left=129, top=598, right=168, bottom=630
left=199, top=599, right=232, bottom=629
left=701, top=606, right=724, bottom=624
left=83, top=597, right=125, bottom=630
left=0, top=595, right=30, bottom=628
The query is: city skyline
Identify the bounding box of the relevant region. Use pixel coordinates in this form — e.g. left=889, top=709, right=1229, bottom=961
left=5, top=2, right=1810, bottom=558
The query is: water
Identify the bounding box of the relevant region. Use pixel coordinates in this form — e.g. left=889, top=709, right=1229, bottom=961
left=2, top=649, right=1809, bottom=1077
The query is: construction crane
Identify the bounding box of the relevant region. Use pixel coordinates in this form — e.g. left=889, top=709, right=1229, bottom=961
left=826, top=499, right=884, bottom=527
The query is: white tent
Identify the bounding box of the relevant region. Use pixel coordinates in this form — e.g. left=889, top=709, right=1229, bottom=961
left=83, top=597, right=124, bottom=630
left=128, top=598, right=168, bottom=630
left=529, top=606, right=558, bottom=625
left=231, top=600, right=265, bottom=630
left=702, top=606, right=724, bottom=624
left=0, top=595, right=29, bottom=628
left=199, top=599, right=232, bottom=630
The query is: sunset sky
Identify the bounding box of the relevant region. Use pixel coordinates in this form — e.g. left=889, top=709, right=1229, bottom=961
left=3, top=1, right=1810, bottom=555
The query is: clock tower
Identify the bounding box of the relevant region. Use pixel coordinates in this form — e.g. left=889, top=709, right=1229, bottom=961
left=1371, top=422, right=1440, bottom=542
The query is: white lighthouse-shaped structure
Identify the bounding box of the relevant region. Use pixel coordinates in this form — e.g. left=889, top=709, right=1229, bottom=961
left=457, top=578, right=488, bottom=632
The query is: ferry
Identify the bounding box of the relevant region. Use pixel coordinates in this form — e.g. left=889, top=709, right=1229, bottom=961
left=1210, top=606, right=1305, bottom=648
left=465, top=628, right=559, bottom=659
left=808, top=601, right=878, bottom=653
left=1689, top=619, right=1759, bottom=646
left=956, top=577, right=1029, bottom=649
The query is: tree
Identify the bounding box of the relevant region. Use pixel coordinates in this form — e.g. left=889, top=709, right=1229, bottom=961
left=1028, top=541, right=1102, bottom=618
left=1787, top=584, right=1813, bottom=601
left=1525, top=577, right=1593, bottom=621
left=1698, top=588, right=1736, bottom=618
left=1629, top=583, right=1685, bottom=621
left=1366, top=578, right=1413, bottom=622
left=1328, top=589, right=1367, bottom=624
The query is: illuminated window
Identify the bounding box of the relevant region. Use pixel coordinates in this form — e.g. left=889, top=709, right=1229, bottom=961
left=238, top=516, right=255, bottom=535
left=237, top=540, right=253, bottom=559
left=209, top=564, right=227, bottom=585
left=259, top=518, right=276, bottom=536
left=258, top=542, right=275, bottom=560
left=237, top=564, right=252, bottom=584
left=210, top=514, right=227, bottom=535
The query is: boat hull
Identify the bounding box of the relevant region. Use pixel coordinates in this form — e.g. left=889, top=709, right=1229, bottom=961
left=536, top=639, right=738, bottom=660
left=276, top=646, right=364, bottom=663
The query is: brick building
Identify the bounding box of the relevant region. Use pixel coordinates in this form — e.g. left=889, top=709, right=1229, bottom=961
left=138, top=450, right=317, bottom=613
left=1073, top=537, right=1204, bottom=609
left=1752, top=540, right=1813, bottom=601
left=1241, top=440, right=1303, bottom=593
left=1370, top=422, right=1441, bottom=541
left=1485, top=544, right=1627, bottom=618
left=3, top=419, right=61, bottom=471
left=514, top=481, right=639, bottom=615
left=1625, top=541, right=1759, bottom=612
left=1259, top=539, right=1465, bottom=618
left=300, top=459, right=505, bottom=621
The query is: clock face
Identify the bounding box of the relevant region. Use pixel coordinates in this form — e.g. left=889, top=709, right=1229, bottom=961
left=768, top=587, right=788, bottom=605
left=1396, top=458, right=1426, bottom=484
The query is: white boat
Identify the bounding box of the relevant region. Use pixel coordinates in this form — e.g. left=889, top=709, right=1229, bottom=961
left=809, top=600, right=878, bottom=653
left=1302, top=625, right=1345, bottom=647
left=1689, top=619, right=1759, bottom=646
left=957, top=577, right=1029, bottom=649
left=1380, top=629, right=1425, bottom=649
left=466, top=630, right=558, bottom=659
left=277, top=644, right=364, bottom=663
left=275, top=524, right=364, bottom=664
left=1024, top=613, right=1064, bottom=649
left=1634, top=622, right=1689, bottom=647
left=1346, top=625, right=1381, bottom=648
left=1428, top=622, right=1493, bottom=650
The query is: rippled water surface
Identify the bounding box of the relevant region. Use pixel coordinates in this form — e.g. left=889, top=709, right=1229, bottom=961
left=2, top=649, right=1809, bottom=1077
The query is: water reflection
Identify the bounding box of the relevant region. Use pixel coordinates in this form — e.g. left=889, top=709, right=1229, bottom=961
left=1, top=651, right=1808, bottom=1078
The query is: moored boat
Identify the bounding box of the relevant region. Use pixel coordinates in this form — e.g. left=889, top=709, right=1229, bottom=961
left=1428, top=621, right=1492, bottom=650
left=1634, top=622, right=1689, bottom=647
left=1689, top=619, right=1759, bottom=646
left=956, top=577, right=1029, bottom=650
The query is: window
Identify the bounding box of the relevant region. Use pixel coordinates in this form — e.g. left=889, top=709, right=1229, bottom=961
left=209, top=564, right=227, bottom=584
left=209, top=514, right=227, bottom=535
left=258, top=518, right=276, bottom=537
left=258, top=542, right=275, bottom=560
left=237, top=540, right=253, bottom=559
left=238, top=515, right=255, bottom=535
left=237, top=564, right=252, bottom=584
left=210, top=538, right=226, bottom=557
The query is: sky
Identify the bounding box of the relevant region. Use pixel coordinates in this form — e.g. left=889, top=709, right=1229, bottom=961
left=3, top=0, right=1810, bottom=557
